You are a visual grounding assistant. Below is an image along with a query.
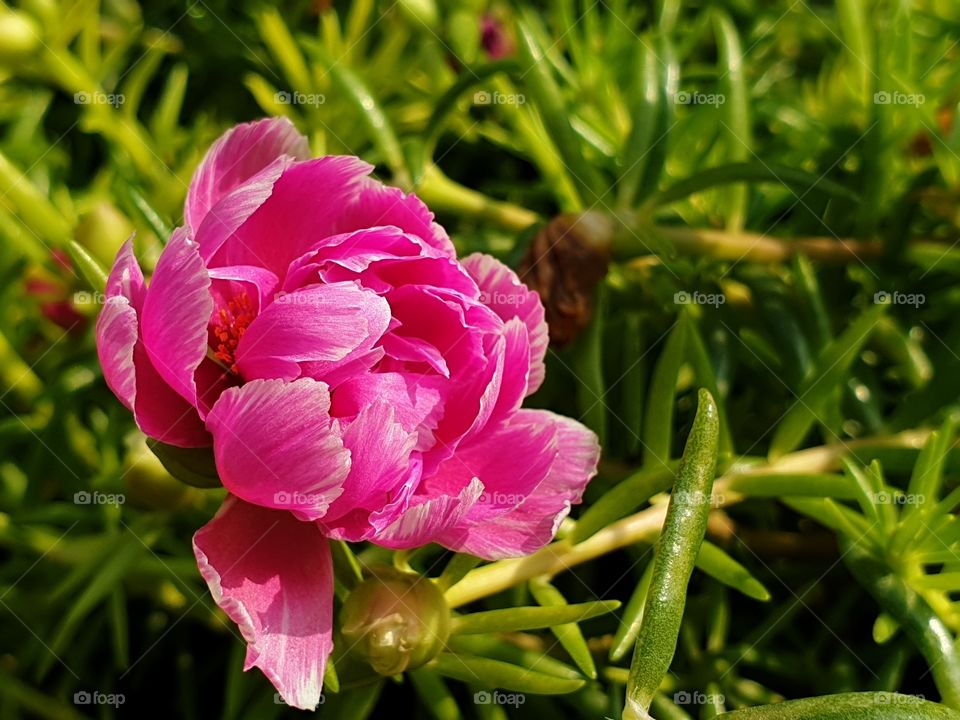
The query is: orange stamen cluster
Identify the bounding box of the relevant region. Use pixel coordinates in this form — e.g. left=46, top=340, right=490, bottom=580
left=212, top=292, right=253, bottom=373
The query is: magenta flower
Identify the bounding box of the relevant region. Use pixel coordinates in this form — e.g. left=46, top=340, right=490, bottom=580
left=95, top=117, right=599, bottom=709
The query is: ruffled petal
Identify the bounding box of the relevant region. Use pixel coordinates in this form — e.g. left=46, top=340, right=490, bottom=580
left=342, top=175, right=455, bottom=259
left=196, top=156, right=295, bottom=264
left=205, top=378, right=350, bottom=520
left=214, top=157, right=455, bottom=276
left=131, top=342, right=211, bottom=446
left=321, top=401, right=418, bottom=525
left=331, top=372, right=444, bottom=452
left=438, top=410, right=600, bottom=559
left=462, top=253, right=548, bottom=394
left=185, top=117, right=310, bottom=234
left=140, top=229, right=213, bottom=406
left=235, top=282, right=390, bottom=382
left=193, top=496, right=332, bottom=711
left=375, top=477, right=484, bottom=549
left=96, top=238, right=209, bottom=446
left=104, top=237, right=146, bottom=310
left=96, top=296, right=139, bottom=412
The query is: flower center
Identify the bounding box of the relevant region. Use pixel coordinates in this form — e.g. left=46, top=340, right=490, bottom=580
left=211, top=292, right=253, bottom=373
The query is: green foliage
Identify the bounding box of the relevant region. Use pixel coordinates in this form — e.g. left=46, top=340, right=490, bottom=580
left=4, top=0, right=960, bottom=718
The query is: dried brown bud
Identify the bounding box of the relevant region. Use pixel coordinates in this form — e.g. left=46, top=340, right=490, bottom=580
left=518, top=211, right=614, bottom=347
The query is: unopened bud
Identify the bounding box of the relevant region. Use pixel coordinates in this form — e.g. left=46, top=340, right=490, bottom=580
left=340, top=567, right=449, bottom=676
left=73, top=202, right=135, bottom=268
left=518, top=211, right=614, bottom=347
left=0, top=10, right=40, bottom=63
left=124, top=436, right=201, bottom=511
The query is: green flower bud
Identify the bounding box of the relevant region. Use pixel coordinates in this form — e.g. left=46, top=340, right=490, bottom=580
left=0, top=10, right=40, bottom=64
left=340, top=567, right=450, bottom=676
left=124, top=436, right=201, bottom=511
left=396, top=0, right=438, bottom=30
left=73, top=201, right=135, bottom=268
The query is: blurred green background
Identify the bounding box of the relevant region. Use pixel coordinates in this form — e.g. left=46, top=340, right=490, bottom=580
left=5, top=0, right=960, bottom=717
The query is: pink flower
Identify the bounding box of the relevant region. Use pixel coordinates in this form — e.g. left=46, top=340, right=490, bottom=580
left=96, top=117, right=599, bottom=709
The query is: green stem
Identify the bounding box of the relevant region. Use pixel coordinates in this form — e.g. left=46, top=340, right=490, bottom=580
left=624, top=389, right=720, bottom=719
left=717, top=692, right=960, bottom=719
left=414, top=165, right=539, bottom=232
left=444, top=429, right=932, bottom=607
left=842, top=540, right=960, bottom=709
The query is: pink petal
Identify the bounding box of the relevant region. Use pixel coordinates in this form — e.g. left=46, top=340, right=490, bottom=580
left=235, top=282, right=390, bottom=382
left=213, top=156, right=375, bottom=276
left=331, top=372, right=444, bottom=451
left=208, top=264, right=280, bottom=315
left=438, top=410, right=600, bottom=559
left=380, top=333, right=450, bottom=377
left=140, top=229, right=213, bottom=406
left=213, top=157, right=455, bottom=276
left=96, top=296, right=138, bottom=411
left=131, top=344, right=211, bottom=446
left=204, top=378, right=349, bottom=520
left=462, top=253, right=548, bottom=394
left=423, top=412, right=556, bottom=518
left=487, top=317, right=531, bottom=423
left=321, top=401, right=418, bottom=525
left=342, top=175, right=455, bottom=259
left=185, top=117, right=310, bottom=234
left=193, top=496, right=332, bottom=711
left=96, top=239, right=210, bottom=446
left=375, top=477, right=484, bottom=549
left=196, top=156, right=295, bottom=264
left=105, top=237, right=146, bottom=310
